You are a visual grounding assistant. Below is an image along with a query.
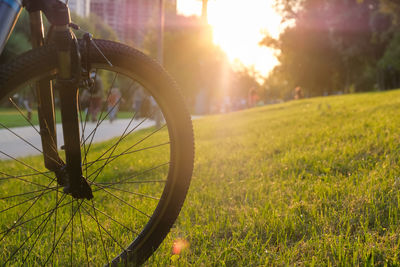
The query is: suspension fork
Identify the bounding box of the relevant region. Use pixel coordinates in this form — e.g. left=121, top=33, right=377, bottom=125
left=54, top=26, right=83, bottom=184
left=53, top=18, right=93, bottom=199
left=29, top=11, right=63, bottom=171
left=28, top=0, right=93, bottom=199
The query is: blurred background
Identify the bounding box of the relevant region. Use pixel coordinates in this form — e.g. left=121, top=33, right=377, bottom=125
left=2, top=0, right=400, bottom=115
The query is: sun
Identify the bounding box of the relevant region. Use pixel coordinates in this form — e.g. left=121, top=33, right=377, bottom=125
left=177, top=0, right=282, bottom=79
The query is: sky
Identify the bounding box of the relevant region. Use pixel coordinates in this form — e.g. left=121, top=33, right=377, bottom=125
left=177, top=0, right=283, bottom=79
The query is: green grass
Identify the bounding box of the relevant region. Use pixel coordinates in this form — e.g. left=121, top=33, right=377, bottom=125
left=2, top=89, right=400, bottom=265
left=0, top=125, right=171, bottom=265
left=147, top=89, right=400, bottom=266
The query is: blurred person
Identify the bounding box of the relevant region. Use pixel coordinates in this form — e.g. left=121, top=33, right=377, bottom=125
left=22, top=89, right=34, bottom=121
left=88, top=76, right=103, bottom=122
left=132, top=86, right=144, bottom=117
left=294, top=86, right=304, bottom=100
left=107, top=87, right=122, bottom=123
left=248, top=87, right=259, bottom=108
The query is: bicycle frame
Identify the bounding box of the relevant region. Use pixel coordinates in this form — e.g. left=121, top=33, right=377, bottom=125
left=0, top=0, right=23, bottom=53
left=1, top=0, right=93, bottom=200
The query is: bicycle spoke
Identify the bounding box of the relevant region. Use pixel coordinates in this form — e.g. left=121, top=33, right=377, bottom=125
left=87, top=124, right=167, bottom=183
left=0, top=150, right=55, bottom=182
left=0, top=118, right=61, bottom=167
left=78, top=70, right=100, bottom=175
left=8, top=97, right=59, bottom=156
left=43, top=199, right=85, bottom=266
left=83, top=141, right=170, bottom=166
left=42, top=118, right=61, bottom=157
left=89, top=199, right=109, bottom=264
left=78, top=208, right=90, bottom=267
left=96, top=180, right=167, bottom=186
left=52, top=186, right=59, bottom=266
left=93, top=183, right=160, bottom=201
left=83, top=95, right=129, bottom=168
left=5, top=205, right=53, bottom=265
left=0, top=170, right=53, bottom=181
left=21, top=206, right=55, bottom=265
left=91, top=162, right=169, bottom=191
left=81, top=77, right=136, bottom=159
left=84, top=114, right=158, bottom=173
left=82, top=201, right=139, bottom=236
left=116, top=123, right=167, bottom=157
left=4, top=193, right=66, bottom=265
left=86, top=114, right=148, bottom=185
left=94, top=186, right=151, bottom=218
left=79, top=69, right=98, bottom=144
left=8, top=97, right=40, bottom=135
left=0, top=186, right=58, bottom=200
left=0, top=197, right=71, bottom=237
left=71, top=200, right=74, bottom=266
left=0, top=123, right=42, bottom=154
left=81, top=203, right=128, bottom=254
left=81, top=73, right=118, bottom=161
left=0, top=175, right=57, bottom=243
left=84, top=109, right=139, bottom=171
left=0, top=171, right=57, bottom=190
left=0, top=187, right=57, bottom=215
left=0, top=194, right=41, bottom=215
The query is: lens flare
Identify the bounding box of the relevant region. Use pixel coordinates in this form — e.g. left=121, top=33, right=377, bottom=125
left=172, top=238, right=190, bottom=255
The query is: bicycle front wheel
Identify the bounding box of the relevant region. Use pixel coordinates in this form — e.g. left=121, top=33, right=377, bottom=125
left=0, top=40, right=194, bottom=265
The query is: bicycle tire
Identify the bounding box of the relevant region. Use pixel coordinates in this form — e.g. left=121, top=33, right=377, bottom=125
left=0, top=39, right=194, bottom=266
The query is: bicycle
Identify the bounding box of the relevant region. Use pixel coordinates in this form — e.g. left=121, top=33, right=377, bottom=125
left=0, top=0, right=194, bottom=265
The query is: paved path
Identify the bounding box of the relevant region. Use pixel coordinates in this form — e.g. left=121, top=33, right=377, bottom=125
left=0, top=119, right=157, bottom=160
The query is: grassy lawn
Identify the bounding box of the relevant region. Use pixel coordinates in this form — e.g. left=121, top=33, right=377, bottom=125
left=148, top=89, right=400, bottom=265
left=2, top=89, right=400, bottom=265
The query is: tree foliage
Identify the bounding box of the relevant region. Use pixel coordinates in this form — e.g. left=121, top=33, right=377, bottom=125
left=262, top=0, right=400, bottom=99
left=145, top=14, right=260, bottom=113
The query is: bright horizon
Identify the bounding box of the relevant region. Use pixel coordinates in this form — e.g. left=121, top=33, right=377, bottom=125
left=177, top=0, right=282, bottom=80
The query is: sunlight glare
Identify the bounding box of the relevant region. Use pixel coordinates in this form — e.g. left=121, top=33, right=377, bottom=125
left=208, top=0, right=281, bottom=78
left=177, top=0, right=282, bottom=79
left=177, top=0, right=202, bottom=16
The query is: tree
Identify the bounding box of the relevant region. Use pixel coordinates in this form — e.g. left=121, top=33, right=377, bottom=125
left=262, top=0, right=400, bottom=98
left=71, top=13, right=118, bottom=41
left=161, top=15, right=229, bottom=110
left=262, top=0, right=344, bottom=96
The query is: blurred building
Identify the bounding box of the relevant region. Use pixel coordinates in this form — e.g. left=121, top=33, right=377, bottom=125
left=68, top=0, right=91, bottom=17
left=90, top=0, right=125, bottom=39
left=90, top=0, right=176, bottom=47
left=124, top=0, right=156, bottom=46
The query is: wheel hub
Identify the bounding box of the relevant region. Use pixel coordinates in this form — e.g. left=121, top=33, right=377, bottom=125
left=55, top=167, right=94, bottom=200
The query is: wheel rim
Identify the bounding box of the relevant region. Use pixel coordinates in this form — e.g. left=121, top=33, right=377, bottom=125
left=0, top=66, right=179, bottom=265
